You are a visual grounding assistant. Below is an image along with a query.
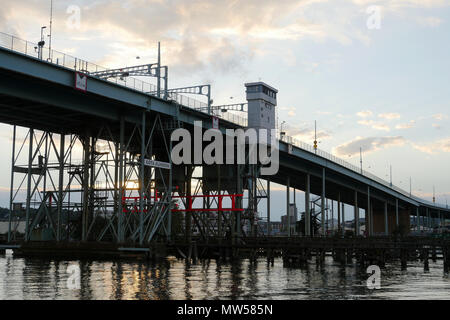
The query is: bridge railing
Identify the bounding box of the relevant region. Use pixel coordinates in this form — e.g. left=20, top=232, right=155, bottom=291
left=0, top=32, right=210, bottom=111
left=280, top=134, right=449, bottom=210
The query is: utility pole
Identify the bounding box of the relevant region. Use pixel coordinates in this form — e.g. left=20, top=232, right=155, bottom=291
left=360, top=147, right=363, bottom=174
left=38, top=26, right=47, bottom=60
left=314, top=120, right=318, bottom=154
left=48, top=0, right=53, bottom=61
left=410, top=177, right=412, bottom=197
left=390, top=165, right=392, bottom=187
left=433, top=186, right=436, bottom=203
left=157, top=42, right=161, bottom=98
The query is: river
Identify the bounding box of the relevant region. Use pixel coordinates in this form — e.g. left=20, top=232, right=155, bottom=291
left=0, top=250, right=449, bottom=300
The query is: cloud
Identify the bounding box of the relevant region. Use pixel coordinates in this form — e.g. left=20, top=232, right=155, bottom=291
left=356, top=110, right=373, bottom=118
left=395, top=120, right=415, bottom=129
left=378, top=113, right=401, bottom=120
left=433, top=113, right=448, bottom=121
left=412, top=138, right=450, bottom=154
left=358, top=120, right=390, bottom=131
left=284, top=124, right=331, bottom=142
left=417, top=16, right=444, bottom=27
left=333, top=136, right=406, bottom=157
left=2, top=0, right=449, bottom=82
left=432, top=123, right=441, bottom=129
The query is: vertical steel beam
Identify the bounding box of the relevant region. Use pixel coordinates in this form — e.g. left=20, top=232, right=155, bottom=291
left=167, top=134, right=173, bottom=241
left=305, top=174, right=310, bottom=236
left=395, top=198, right=399, bottom=228
left=81, top=132, right=90, bottom=242
left=384, top=201, right=388, bottom=236
left=25, top=128, right=34, bottom=242
left=57, top=133, right=65, bottom=241
left=354, top=190, right=359, bottom=236
left=8, top=125, right=16, bottom=243
left=338, top=192, right=341, bottom=235
left=114, top=141, right=119, bottom=242
left=236, top=164, right=242, bottom=241
left=218, top=165, right=222, bottom=237
left=186, top=166, right=192, bottom=243
left=367, top=186, right=370, bottom=237
left=416, top=207, right=420, bottom=233
left=267, top=179, right=271, bottom=236
left=331, top=200, right=334, bottom=233
left=294, top=188, right=297, bottom=234
left=321, top=168, right=326, bottom=236
left=118, top=117, right=125, bottom=243
left=370, top=203, right=374, bottom=236
left=287, top=176, right=290, bottom=237
left=342, top=202, right=345, bottom=237
left=139, top=111, right=146, bottom=245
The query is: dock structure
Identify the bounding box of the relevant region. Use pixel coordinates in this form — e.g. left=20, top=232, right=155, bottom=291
left=0, top=32, right=449, bottom=269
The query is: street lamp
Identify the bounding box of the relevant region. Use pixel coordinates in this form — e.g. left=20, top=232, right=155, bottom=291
left=280, top=121, right=286, bottom=139
left=360, top=147, right=363, bottom=174
left=37, top=26, right=47, bottom=60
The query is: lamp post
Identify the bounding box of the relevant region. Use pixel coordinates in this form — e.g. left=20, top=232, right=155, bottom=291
left=280, top=121, right=286, bottom=139
left=37, top=26, right=47, bottom=60
left=360, top=147, right=363, bottom=174
left=314, top=120, right=318, bottom=154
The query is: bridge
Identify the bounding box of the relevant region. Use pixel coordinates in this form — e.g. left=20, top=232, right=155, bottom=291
left=0, top=32, right=449, bottom=266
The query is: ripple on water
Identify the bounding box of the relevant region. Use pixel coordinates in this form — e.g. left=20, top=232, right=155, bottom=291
left=0, top=254, right=449, bottom=300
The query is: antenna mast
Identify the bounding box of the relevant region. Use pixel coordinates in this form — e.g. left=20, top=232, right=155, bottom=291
left=48, top=0, right=53, bottom=61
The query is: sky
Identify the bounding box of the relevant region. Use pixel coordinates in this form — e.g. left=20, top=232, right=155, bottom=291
left=0, top=0, right=449, bottom=219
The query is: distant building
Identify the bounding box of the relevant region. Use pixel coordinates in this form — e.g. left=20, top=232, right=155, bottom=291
left=257, top=221, right=282, bottom=235
left=281, top=204, right=298, bottom=235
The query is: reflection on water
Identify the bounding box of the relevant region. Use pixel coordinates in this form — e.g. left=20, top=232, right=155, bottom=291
left=0, top=250, right=449, bottom=300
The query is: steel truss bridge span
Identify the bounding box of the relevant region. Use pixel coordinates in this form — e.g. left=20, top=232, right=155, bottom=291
left=0, top=45, right=448, bottom=248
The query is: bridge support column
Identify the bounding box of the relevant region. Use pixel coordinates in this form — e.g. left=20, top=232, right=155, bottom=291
left=338, top=193, right=341, bottom=236
left=235, top=164, right=243, bottom=242
left=395, top=199, right=399, bottom=230
left=354, top=191, right=359, bottom=236
left=305, top=174, right=310, bottom=236
left=287, top=177, right=290, bottom=237
left=384, top=201, right=388, bottom=236
left=342, top=202, right=345, bottom=237
left=186, top=166, right=192, bottom=244
left=321, top=168, right=325, bottom=236
left=7, top=125, right=16, bottom=243
left=81, top=131, right=92, bottom=242
left=416, top=207, right=420, bottom=233
left=24, top=128, right=34, bottom=242
left=139, top=111, right=146, bottom=245
left=267, top=179, right=271, bottom=236
left=117, top=116, right=125, bottom=243
left=56, top=133, right=65, bottom=242
left=367, top=187, right=371, bottom=237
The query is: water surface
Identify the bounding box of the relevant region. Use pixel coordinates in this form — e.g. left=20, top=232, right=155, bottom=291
left=0, top=250, right=449, bottom=300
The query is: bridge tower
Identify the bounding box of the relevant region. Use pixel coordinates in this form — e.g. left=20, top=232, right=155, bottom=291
left=245, top=82, right=277, bottom=134
left=245, top=82, right=277, bottom=237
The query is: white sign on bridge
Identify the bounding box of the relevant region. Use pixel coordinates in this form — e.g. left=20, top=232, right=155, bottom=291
left=143, top=159, right=171, bottom=170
